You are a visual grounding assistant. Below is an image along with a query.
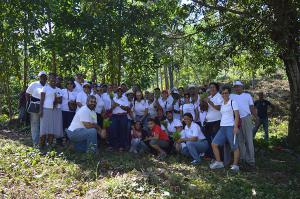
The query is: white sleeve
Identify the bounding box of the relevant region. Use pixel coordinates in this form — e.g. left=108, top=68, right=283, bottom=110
left=248, top=94, right=254, bottom=106
left=76, top=93, right=82, bottom=103
left=26, top=82, right=34, bottom=95
left=181, top=130, right=186, bottom=139
left=215, top=95, right=223, bottom=106
left=180, top=105, right=183, bottom=111
left=41, top=85, right=47, bottom=93
left=232, top=100, right=239, bottom=111
left=191, top=124, right=199, bottom=137
left=79, top=109, right=92, bottom=123
left=144, top=101, right=149, bottom=109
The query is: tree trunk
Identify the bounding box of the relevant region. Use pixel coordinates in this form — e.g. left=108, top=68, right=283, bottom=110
left=168, top=63, right=174, bottom=89
left=160, top=67, right=163, bottom=89
left=163, top=65, right=169, bottom=90
left=283, top=55, right=300, bottom=147
left=156, top=68, right=159, bottom=88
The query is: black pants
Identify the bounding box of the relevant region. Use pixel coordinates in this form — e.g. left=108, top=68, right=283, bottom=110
left=204, top=120, right=220, bottom=158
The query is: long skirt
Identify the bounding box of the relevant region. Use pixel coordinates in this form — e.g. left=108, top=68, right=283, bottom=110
left=40, top=108, right=63, bottom=138
left=108, top=114, right=129, bottom=149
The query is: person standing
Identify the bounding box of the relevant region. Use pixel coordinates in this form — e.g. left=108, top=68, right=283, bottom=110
left=203, top=82, right=223, bottom=159
left=76, top=82, right=92, bottom=109
left=253, top=92, right=274, bottom=141
left=67, top=95, right=100, bottom=153
left=230, top=81, right=257, bottom=168
left=39, top=73, right=63, bottom=149
left=147, top=92, right=157, bottom=119
left=210, top=86, right=240, bottom=172
left=180, top=93, right=198, bottom=121
left=61, top=79, right=77, bottom=131
left=158, top=90, right=174, bottom=115
left=26, top=71, right=48, bottom=147
left=73, top=73, right=86, bottom=94
left=108, top=87, right=130, bottom=151
left=133, top=90, right=149, bottom=128
left=171, top=88, right=181, bottom=120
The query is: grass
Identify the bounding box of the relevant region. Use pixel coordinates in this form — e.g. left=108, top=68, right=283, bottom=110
left=0, top=118, right=300, bottom=199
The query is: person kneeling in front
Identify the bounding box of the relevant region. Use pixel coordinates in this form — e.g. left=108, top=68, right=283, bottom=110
left=176, top=113, right=209, bottom=164
left=210, top=86, right=240, bottom=172
left=67, top=95, right=101, bottom=153
left=145, top=118, right=170, bottom=159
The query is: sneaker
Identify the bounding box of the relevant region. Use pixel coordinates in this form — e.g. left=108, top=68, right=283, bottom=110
left=209, top=161, right=224, bottom=169
left=230, top=165, right=240, bottom=172
left=191, top=159, right=201, bottom=165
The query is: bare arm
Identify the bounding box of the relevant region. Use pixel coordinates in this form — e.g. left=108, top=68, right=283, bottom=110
left=207, top=99, right=221, bottom=110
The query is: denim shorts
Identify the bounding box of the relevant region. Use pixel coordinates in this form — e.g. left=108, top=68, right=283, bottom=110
left=149, top=139, right=169, bottom=148
left=212, top=126, right=238, bottom=151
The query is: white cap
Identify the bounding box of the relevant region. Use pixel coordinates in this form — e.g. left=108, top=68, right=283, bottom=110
left=188, top=84, right=196, bottom=88
left=171, top=87, right=179, bottom=94
left=174, top=120, right=183, bottom=127
left=233, top=81, right=243, bottom=86
left=38, top=71, right=47, bottom=77
left=126, top=88, right=134, bottom=95
left=82, top=82, right=91, bottom=87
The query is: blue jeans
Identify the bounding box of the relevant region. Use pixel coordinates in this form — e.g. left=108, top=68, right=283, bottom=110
left=181, top=140, right=209, bottom=161
left=67, top=128, right=98, bottom=153
left=108, top=114, right=129, bottom=149
left=30, top=112, right=40, bottom=145
left=212, top=126, right=238, bottom=151
left=253, top=117, right=269, bottom=141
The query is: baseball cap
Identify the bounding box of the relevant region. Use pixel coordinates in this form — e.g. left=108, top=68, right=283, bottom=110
left=38, top=71, right=47, bottom=77
left=82, top=82, right=91, bottom=87
left=126, top=88, right=134, bottom=95
left=233, top=81, right=243, bottom=86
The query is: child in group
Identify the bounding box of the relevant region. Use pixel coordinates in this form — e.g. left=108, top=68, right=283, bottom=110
left=129, top=121, right=148, bottom=153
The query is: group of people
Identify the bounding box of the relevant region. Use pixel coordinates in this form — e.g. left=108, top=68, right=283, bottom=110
left=25, top=71, right=274, bottom=172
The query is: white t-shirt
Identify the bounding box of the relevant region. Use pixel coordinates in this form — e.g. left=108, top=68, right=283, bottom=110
left=230, top=93, right=254, bottom=118
left=158, top=96, right=174, bottom=113
left=68, top=105, right=97, bottom=131
left=220, top=100, right=239, bottom=126
left=102, top=92, right=112, bottom=111
left=41, top=85, right=61, bottom=109
left=112, top=96, right=129, bottom=114
left=95, top=94, right=105, bottom=114
left=182, top=122, right=206, bottom=140
left=198, top=109, right=207, bottom=127
left=180, top=103, right=196, bottom=121
left=61, top=89, right=77, bottom=112
left=76, top=91, right=90, bottom=107
left=205, top=92, right=223, bottom=122
left=26, top=81, right=46, bottom=99
left=166, top=118, right=182, bottom=134
left=133, top=100, right=148, bottom=116
left=73, top=80, right=87, bottom=94
left=147, top=100, right=157, bottom=118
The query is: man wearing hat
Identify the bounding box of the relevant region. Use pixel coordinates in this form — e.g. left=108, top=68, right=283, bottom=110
left=230, top=81, right=257, bottom=169
left=76, top=82, right=92, bottom=110
left=73, top=73, right=86, bottom=94
left=171, top=88, right=181, bottom=120
left=26, top=71, right=48, bottom=146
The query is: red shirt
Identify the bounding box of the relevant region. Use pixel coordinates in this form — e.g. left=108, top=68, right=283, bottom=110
left=151, top=125, right=169, bottom=141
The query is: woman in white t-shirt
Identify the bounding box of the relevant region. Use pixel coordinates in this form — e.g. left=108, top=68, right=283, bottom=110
left=210, top=86, right=240, bottom=172
left=176, top=113, right=208, bottom=164
left=180, top=93, right=198, bottom=121
left=133, top=90, right=148, bottom=127
left=39, top=73, right=63, bottom=148
left=61, top=79, right=77, bottom=131
left=147, top=92, right=157, bottom=118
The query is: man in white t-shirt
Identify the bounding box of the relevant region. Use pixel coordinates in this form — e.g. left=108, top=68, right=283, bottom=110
left=73, top=73, right=87, bottom=94
left=203, top=82, right=223, bottom=158
left=67, top=95, right=101, bottom=153
left=76, top=82, right=92, bottom=109
left=230, top=81, right=257, bottom=168
left=25, top=71, right=47, bottom=146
